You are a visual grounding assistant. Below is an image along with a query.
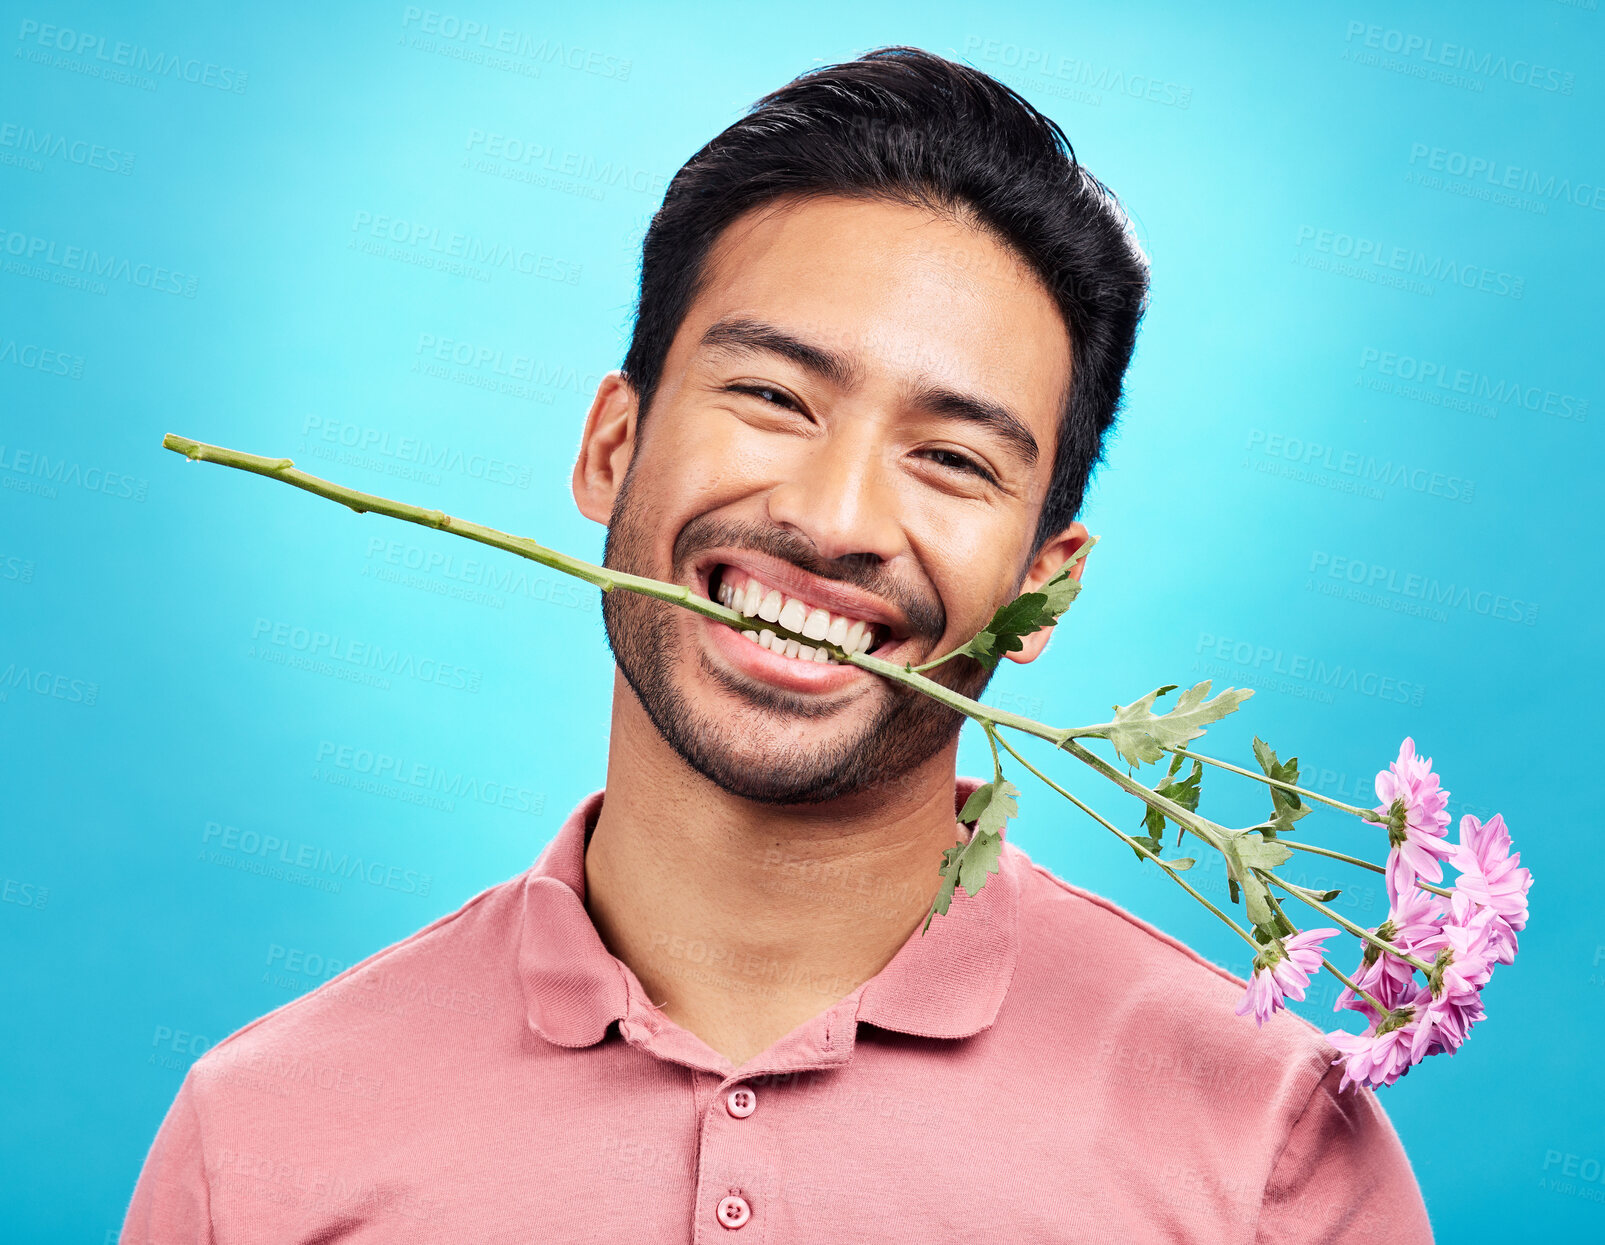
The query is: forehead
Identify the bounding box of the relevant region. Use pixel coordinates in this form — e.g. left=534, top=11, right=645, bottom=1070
left=682, top=195, right=1071, bottom=442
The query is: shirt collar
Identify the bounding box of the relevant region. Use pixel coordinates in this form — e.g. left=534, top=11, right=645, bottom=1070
left=518, top=778, right=1021, bottom=1056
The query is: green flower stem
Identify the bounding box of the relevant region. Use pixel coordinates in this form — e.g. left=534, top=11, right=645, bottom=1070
left=161, top=435, right=1231, bottom=854
left=1282, top=840, right=1453, bottom=898
left=981, top=722, right=1004, bottom=785
left=1265, top=874, right=1435, bottom=975
left=163, top=435, right=860, bottom=660
left=1163, top=745, right=1381, bottom=821
left=1053, top=735, right=1228, bottom=855
left=992, top=732, right=1261, bottom=956
left=1321, top=958, right=1389, bottom=1017
left=162, top=433, right=1373, bottom=930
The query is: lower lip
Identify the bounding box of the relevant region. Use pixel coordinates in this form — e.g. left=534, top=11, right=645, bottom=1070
left=701, top=611, right=873, bottom=694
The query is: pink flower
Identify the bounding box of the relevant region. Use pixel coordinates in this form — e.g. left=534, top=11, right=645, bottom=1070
left=1236, top=928, right=1340, bottom=1027
left=1334, top=884, right=1445, bottom=1022
left=1327, top=1008, right=1425, bottom=1092
left=1406, top=903, right=1499, bottom=1060
left=1448, top=813, right=1532, bottom=965
left=1419, top=903, right=1498, bottom=1000
left=1374, top=737, right=1454, bottom=902
left=1408, top=986, right=1486, bottom=1061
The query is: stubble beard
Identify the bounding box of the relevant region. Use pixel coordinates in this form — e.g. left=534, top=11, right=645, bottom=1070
left=599, top=466, right=997, bottom=805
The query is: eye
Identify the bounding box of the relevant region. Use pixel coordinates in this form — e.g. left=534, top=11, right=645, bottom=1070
left=920, top=447, right=998, bottom=485
left=725, top=382, right=801, bottom=411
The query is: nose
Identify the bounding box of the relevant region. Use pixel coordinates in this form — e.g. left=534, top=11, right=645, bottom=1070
left=765, top=421, right=907, bottom=566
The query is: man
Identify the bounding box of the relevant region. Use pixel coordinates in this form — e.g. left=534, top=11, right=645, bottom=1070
left=124, top=46, right=1433, bottom=1242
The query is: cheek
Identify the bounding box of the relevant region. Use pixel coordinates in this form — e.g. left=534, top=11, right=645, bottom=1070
left=911, top=526, right=1020, bottom=641
left=662, top=411, right=809, bottom=500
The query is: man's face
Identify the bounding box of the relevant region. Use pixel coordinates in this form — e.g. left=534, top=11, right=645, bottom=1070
left=587, top=195, right=1076, bottom=804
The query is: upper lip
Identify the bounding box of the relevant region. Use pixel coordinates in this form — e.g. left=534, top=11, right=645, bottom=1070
left=694, top=549, right=914, bottom=640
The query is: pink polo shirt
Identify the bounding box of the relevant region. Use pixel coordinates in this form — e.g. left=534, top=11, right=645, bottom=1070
left=122, top=780, right=1434, bottom=1243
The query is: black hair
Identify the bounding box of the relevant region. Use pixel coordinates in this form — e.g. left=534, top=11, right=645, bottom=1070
left=620, top=44, right=1150, bottom=549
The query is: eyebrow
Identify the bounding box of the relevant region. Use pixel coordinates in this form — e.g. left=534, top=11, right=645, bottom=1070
left=903, top=379, right=1040, bottom=469
left=698, top=316, right=1041, bottom=468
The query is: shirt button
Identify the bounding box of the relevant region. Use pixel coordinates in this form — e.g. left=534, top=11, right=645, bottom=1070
left=716, top=1194, right=751, bottom=1229
left=725, top=1087, right=757, bottom=1118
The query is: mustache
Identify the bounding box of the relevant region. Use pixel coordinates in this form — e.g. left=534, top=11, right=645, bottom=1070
left=672, top=514, right=947, bottom=642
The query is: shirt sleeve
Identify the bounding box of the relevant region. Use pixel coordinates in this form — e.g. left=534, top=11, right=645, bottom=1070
left=1253, top=1060, right=1434, bottom=1244
left=121, top=1074, right=215, bottom=1245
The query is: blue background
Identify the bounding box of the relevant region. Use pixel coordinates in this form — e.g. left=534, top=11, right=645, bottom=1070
left=2, top=1, right=1600, bottom=1238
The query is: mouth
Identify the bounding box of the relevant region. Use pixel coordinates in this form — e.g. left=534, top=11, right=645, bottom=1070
left=696, top=553, right=914, bottom=676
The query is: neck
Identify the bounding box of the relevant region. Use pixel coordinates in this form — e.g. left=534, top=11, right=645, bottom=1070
left=583, top=670, right=963, bottom=1067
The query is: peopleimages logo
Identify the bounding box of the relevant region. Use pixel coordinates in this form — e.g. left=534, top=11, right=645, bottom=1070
left=1243, top=429, right=1474, bottom=503
left=462, top=131, right=667, bottom=198
left=962, top=33, right=1193, bottom=107
left=0, top=336, right=85, bottom=379
left=301, top=415, right=533, bottom=489
left=349, top=211, right=581, bottom=285
left=1294, top=225, right=1523, bottom=298
left=1193, top=632, right=1425, bottom=707
left=0, top=122, right=136, bottom=174
left=1357, top=347, right=1588, bottom=422
left=314, top=740, right=545, bottom=816
left=1342, top=22, right=1576, bottom=94
left=0, top=226, right=198, bottom=297
left=14, top=18, right=250, bottom=93
left=249, top=618, right=484, bottom=693
left=400, top=7, right=632, bottom=79
left=200, top=821, right=433, bottom=896
left=1408, top=143, right=1605, bottom=213
left=413, top=332, right=602, bottom=396
left=1307, top=552, right=1540, bottom=626
left=0, top=443, right=149, bottom=501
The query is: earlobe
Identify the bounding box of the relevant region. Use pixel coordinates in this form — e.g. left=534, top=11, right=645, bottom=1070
left=1003, top=522, right=1092, bottom=666
left=572, top=371, right=639, bottom=525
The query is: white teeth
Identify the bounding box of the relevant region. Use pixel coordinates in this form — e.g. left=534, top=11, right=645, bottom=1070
left=777, top=599, right=807, bottom=633
left=719, top=568, right=888, bottom=663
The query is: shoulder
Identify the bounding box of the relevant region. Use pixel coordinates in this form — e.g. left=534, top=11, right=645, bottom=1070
left=1004, top=842, right=1342, bottom=1121
left=185, top=867, right=531, bottom=1110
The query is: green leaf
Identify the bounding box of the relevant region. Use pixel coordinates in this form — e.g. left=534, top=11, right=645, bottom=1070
left=1251, top=736, right=1311, bottom=839
left=922, top=841, right=967, bottom=934
left=1240, top=872, right=1276, bottom=926
left=949, top=541, right=1096, bottom=670
left=923, top=780, right=1017, bottom=932
left=1253, top=909, right=1296, bottom=943
left=1133, top=751, right=1203, bottom=861
left=922, top=832, right=1006, bottom=933
left=958, top=829, right=1005, bottom=896
left=1220, top=830, right=1292, bottom=927
left=1096, top=680, right=1255, bottom=768
left=958, top=778, right=1019, bottom=838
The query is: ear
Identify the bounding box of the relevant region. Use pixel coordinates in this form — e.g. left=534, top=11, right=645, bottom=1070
left=1004, top=521, right=1092, bottom=665
left=572, top=371, right=639, bottom=525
